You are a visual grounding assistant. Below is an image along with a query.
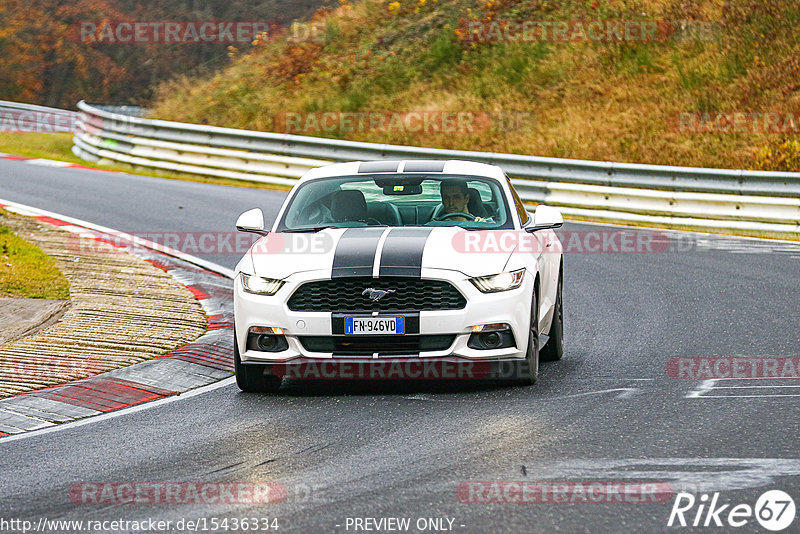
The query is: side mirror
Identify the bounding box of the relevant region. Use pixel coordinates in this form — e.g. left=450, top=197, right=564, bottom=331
left=524, top=205, right=563, bottom=233
left=236, top=208, right=267, bottom=235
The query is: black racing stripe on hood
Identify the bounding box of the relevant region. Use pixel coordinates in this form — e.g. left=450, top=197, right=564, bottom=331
left=378, top=228, right=433, bottom=278
left=331, top=227, right=385, bottom=278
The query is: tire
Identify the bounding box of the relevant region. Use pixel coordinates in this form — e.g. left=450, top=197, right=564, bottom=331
left=540, top=268, right=564, bottom=362
left=511, top=289, right=539, bottom=386
left=234, top=335, right=282, bottom=393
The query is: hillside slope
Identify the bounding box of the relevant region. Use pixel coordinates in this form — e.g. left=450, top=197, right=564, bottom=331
left=0, top=0, right=332, bottom=107
left=151, top=0, right=800, bottom=171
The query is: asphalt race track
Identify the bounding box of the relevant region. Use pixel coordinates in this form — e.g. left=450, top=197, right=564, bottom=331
left=1, top=160, right=799, bottom=533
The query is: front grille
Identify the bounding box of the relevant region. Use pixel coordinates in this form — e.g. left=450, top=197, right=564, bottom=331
left=287, top=277, right=466, bottom=312
left=299, top=335, right=456, bottom=355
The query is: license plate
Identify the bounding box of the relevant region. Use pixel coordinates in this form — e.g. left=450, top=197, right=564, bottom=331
left=345, top=316, right=405, bottom=335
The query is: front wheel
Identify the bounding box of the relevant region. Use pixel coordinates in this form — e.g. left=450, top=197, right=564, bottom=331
left=540, top=269, right=563, bottom=362
left=234, top=335, right=282, bottom=393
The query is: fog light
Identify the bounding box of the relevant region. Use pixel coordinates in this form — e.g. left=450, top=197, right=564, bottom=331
left=482, top=332, right=501, bottom=348
left=258, top=335, right=278, bottom=350
left=246, top=327, right=289, bottom=352
left=467, top=325, right=516, bottom=350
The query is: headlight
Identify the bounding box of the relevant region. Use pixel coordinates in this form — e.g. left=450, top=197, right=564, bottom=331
left=470, top=268, right=525, bottom=293
left=241, top=273, right=284, bottom=295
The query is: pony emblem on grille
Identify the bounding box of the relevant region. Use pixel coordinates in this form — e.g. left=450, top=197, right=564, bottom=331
left=362, top=288, right=396, bottom=302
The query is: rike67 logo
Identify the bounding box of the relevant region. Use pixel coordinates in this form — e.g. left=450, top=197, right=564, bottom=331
left=668, top=490, right=795, bottom=531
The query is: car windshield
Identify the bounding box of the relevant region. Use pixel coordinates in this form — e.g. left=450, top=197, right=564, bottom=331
left=277, top=174, right=513, bottom=231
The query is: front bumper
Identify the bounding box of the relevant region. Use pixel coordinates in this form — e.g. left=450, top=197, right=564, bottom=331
left=234, top=268, right=533, bottom=365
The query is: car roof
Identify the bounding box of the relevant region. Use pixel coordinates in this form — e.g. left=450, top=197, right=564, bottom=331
left=298, top=160, right=507, bottom=183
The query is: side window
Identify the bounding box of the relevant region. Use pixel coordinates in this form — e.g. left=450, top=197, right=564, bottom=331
left=506, top=177, right=530, bottom=225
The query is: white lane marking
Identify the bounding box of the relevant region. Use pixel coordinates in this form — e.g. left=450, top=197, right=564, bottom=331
left=372, top=227, right=393, bottom=277
left=699, top=394, right=800, bottom=398
left=544, top=387, right=639, bottom=400
left=685, top=379, right=717, bottom=398
left=0, top=377, right=236, bottom=443
left=518, top=458, right=800, bottom=493
left=714, top=385, right=800, bottom=389
left=0, top=198, right=235, bottom=278
left=686, top=379, right=800, bottom=398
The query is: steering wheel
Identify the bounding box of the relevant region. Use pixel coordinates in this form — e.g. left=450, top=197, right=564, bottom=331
left=435, top=212, right=474, bottom=221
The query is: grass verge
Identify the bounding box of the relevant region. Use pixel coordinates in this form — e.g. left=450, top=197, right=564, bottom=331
left=0, top=209, right=70, bottom=299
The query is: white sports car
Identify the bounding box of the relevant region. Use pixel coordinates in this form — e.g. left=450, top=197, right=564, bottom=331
left=233, top=160, right=564, bottom=392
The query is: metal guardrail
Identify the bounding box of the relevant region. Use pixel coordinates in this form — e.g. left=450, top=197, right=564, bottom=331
left=92, top=105, right=147, bottom=118
left=73, top=100, right=800, bottom=239
left=0, top=100, right=77, bottom=133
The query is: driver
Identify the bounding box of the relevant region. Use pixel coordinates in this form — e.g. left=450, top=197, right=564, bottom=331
left=439, top=179, right=489, bottom=222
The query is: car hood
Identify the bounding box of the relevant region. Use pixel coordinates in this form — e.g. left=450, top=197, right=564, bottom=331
left=246, top=226, right=515, bottom=279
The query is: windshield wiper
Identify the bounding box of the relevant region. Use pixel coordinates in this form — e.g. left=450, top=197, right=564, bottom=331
left=283, top=224, right=389, bottom=233
left=281, top=226, right=335, bottom=233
